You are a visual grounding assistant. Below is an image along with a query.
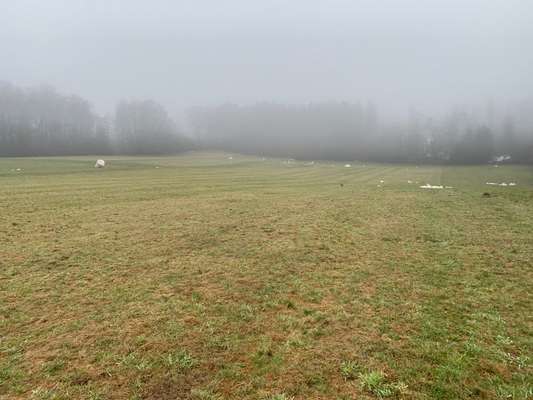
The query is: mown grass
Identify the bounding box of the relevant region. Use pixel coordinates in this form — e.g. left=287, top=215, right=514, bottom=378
left=1, top=153, right=532, bottom=399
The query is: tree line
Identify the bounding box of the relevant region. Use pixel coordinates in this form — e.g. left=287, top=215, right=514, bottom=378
left=0, top=82, right=189, bottom=156
left=1, top=81, right=532, bottom=163
left=190, top=102, right=533, bottom=164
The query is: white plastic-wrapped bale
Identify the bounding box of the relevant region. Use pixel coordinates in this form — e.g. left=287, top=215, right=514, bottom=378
left=95, top=159, right=106, bottom=168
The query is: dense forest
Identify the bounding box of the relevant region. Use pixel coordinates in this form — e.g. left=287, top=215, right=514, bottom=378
left=190, top=102, right=533, bottom=164
left=0, top=82, right=189, bottom=157
left=1, top=81, right=533, bottom=163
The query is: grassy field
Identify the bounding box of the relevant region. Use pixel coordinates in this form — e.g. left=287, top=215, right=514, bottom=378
left=1, top=153, right=532, bottom=400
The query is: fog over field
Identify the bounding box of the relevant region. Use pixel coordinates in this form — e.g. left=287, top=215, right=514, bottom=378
left=1, top=0, right=533, bottom=160
left=2, top=3, right=533, bottom=399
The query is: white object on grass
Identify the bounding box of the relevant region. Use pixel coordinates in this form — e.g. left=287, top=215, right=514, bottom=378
left=95, top=159, right=105, bottom=168
left=493, top=154, right=511, bottom=163
left=344, top=164, right=351, bottom=168
left=487, top=182, right=516, bottom=187
left=420, top=184, right=444, bottom=189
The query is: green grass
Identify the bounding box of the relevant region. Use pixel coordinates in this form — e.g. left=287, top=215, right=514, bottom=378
left=1, top=152, right=532, bottom=399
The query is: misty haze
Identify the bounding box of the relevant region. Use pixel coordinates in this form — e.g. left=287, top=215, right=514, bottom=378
left=1, top=1, right=532, bottom=399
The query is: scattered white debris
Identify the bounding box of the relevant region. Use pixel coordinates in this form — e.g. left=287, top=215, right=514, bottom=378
left=15, top=168, right=22, bottom=171
left=344, top=164, right=351, bottom=168
left=155, top=166, right=160, bottom=169
left=380, top=180, right=385, bottom=184
left=94, top=159, right=105, bottom=168
left=304, top=161, right=315, bottom=166
left=420, top=184, right=444, bottom=189
left=407, top=180, right=413, bottom=184
left=227, top=156, right=233, bottom=160
left=486, top=182, right=517, bottom=187
left=494, top=165, right=499, bottom=168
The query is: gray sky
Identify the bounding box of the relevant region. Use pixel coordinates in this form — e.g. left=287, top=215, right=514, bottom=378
left=1, top=0, right=532, bottom=117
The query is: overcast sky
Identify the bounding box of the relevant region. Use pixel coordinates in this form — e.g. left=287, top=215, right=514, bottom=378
left=1, top=0, right=532, bottom=117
